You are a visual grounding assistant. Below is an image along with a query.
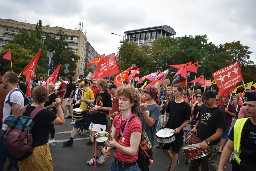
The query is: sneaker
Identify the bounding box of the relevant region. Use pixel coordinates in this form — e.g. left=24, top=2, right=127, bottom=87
left=97, top=155, right=106, bottom=164
left=48, top=139, right=56, bottom=143
left=86, top=140, right=93, bottom=146
left=66, top=116, right=72, bottom=119
left=87, top=158, right=98, bottom=165
left=70, top=120, right=75, bottom=125
left=63, top=140, right=73, bottom=146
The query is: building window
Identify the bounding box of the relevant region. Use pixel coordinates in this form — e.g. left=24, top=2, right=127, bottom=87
left=0, top=40, right=2, bottom=44
left=16, top=28, right=21, bottom=33
left=68, top=43, right=78, bottom=47
left=5, top=40, right=9, bottom=44
left=0, top=33, right=3, bottom=36
left=5, top=34, right=13, bottom=38
left=0, top=46, right=2, bottom=50
left=0, top=26, right=4, bottom=31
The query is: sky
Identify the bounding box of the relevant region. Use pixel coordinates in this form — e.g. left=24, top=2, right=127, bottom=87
left=0, top=0, right=255, bottom=62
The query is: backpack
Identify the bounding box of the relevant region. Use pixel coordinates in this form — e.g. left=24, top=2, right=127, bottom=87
left=3, top=105, right=44, bottom=160
left=7, top=89, right=30, bottom=107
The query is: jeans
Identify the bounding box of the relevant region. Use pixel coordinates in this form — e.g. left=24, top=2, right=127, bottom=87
left=0, top=129, right=19, bottom=171
left=109, top=160, right=140, bottom=171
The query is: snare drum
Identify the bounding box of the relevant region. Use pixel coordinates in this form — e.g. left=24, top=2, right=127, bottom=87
left=156, top=128, right=176, bottom=144
left=183, top=143, right=211, bottom=160
left=72, top=108, right=83, bottom=120
left=94, top=131, right=111, bottom=146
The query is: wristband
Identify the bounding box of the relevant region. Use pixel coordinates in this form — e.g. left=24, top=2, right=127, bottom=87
left=83, top=99, right=88, bottom=102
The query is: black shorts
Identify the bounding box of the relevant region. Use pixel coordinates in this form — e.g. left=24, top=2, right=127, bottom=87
left=160, top=133, right=183, bottom=154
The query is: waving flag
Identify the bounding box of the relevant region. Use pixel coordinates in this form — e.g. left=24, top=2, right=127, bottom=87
left=202, top=79, right=211, bottom=87
left=114, top=67, right=131, bottom=88
left=217, top=85, right=236, bottom=98
left=44, top=64, right=61, bottom=87
left=21, top=49, right=42, bottom=97
left=146, top=79, right=160, bottom=88
left=188, top=75, right=205, bottom=88
left=212, top=61, right=243, bottom=92
left=245, top=81, right=253, bottom=90
left=128, top=68, right=140, bottom=83
left=187, top=61, right=199, bottom=79
left=87, top=54, right=105, bottom=68
left=171, top=65, right=187, bottom=86
left=138, top=72, right=159, bottom=84
left=93, top=53, right=120, bottom=80
left=0, top=48, right=11, bottom=65
left=238, top=92, right=243, bottom=106
left=154, top=69, right=169, bottom=84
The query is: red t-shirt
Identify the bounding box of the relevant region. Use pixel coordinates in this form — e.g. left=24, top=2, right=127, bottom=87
left=217, top=103, right=236, bottom=127
left=90, top=85, right=100, bottom=98
left=113, top=114, right=142, bottom=162
left=109, top=94, right=119, bottom=117
left=57, top=81, right=66, bottom=97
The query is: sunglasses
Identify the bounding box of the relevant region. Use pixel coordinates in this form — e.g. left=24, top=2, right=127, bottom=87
left=196, top=96, right=202, bottom=98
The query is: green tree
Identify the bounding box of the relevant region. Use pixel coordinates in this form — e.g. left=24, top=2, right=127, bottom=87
left=35, top=20, right=43, bottom=40
left=117, top=42, right=155, bottom=77
left=10, top=28, right=48, bottom=74
left=44, top=30, right=79, bottom=75
left=222, top=41, right=253, bottom=66
left=0, top=44, right=33, bottom=74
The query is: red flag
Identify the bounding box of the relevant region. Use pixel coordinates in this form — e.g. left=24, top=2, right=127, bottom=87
left=21, top=49, right=42, bottom=98
left=93, top=53, right=120, bottom=80
left=171, top=65, right=187, bottom=85
left=217, top=85, right=236, bottom=98
left=43, top=64, right=61, bottom=87
left=114, top=67, right=131, bottom=88
left=212, top=61, right=243, bottom=92
left=0, top=48, right=11, bottom=65
left=187, top=61, right=199, bottom=79
left=169, top=62, right=192, bottom=75
left=238, top=92, right=243, bottom=106
left=202, top=79, right=211, bottom=87
left=128, top=68, right=140, bottom=83
left=87, top=54, right=105, bottom=68
left=188, top=75, right=205, bottom=88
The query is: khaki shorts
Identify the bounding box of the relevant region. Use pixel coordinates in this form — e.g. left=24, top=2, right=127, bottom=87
left=65, top=98, right=73, bottom=106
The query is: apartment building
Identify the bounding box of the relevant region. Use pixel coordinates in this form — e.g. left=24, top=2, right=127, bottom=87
left=124, top=25, right=176, bottom=45
left=0, top=18, right=99, bottom=79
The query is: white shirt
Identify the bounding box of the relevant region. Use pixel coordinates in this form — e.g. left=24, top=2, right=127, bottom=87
left=2, top=88, right=24, bottom=130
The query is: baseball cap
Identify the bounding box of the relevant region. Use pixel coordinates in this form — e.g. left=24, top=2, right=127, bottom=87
left=202, top=90, right=216, bottom=99
left=244, top=92, right=256, bottom=101
left=108, top=84, right=117, bottom=90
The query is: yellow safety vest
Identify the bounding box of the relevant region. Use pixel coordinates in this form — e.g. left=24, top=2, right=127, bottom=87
left=233, top=118, right=249, bottom=164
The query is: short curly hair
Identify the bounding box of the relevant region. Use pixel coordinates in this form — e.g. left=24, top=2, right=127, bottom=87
left=97, top=79, right=108, bottom=92
left=116, top=86, right=141, bottom=114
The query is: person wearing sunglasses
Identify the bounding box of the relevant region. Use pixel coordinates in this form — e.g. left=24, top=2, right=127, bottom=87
left=190, top=92, right=204, bottom=126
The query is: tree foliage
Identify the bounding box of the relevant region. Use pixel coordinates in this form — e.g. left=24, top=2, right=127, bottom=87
left=0, top=44, right=33, bottom=73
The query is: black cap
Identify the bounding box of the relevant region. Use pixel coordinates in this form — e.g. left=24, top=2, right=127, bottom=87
left=78, top=78, right=88, bottom=84
left=202, top=90, right=216, bottom=99
left=18, top=76, right=23, bottom=81
left=108, top=84, right=117, bottom=90
left=244, top=92, right=256, bottom=101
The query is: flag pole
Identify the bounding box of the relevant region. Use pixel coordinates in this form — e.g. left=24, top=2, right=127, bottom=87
left=242, top=80, right=246, bottom=91
left=11, top=60, right=13, bottom=71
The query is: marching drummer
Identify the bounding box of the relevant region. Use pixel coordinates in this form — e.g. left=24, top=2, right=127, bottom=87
left=102, top=86, right=142, bottom=170
left=162, top=84, right=191, bottom=171
left=189, top=90, right=225, bottom=171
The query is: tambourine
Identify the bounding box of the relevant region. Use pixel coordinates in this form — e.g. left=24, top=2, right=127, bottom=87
left=94, top=132, right=110, bottom=146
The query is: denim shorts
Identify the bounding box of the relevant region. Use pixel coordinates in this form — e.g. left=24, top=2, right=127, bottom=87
left=109, top=159, right=140, bottom=171
left=221, top=126, right=230, bottom=139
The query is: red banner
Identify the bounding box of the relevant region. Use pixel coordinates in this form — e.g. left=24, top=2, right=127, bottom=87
left=238, top=92, right=243, bottom=106
left=212, top=61, right=243, bottom=92
left=128, top=68, right=140, bottom=83
left=93, top=53, right=120, bottom=80
left=44, top=64, right=61, bottom=87
left=87, top=54, right=105, bottom=68
left=114, top=67, right=131, bottom=88
left=21, top=49, right=42, bottom=97
left=202, top=79, right=211, bottom=87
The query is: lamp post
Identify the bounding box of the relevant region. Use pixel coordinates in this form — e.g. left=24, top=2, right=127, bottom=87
left=111, top=33, right=124, bottom=72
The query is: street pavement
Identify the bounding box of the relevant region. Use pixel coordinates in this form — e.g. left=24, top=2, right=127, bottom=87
left=4, top=118, right=231, bottom=171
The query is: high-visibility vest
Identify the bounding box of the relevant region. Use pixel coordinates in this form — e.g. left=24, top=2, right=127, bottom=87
left=233, top=118, right=249, bottom=164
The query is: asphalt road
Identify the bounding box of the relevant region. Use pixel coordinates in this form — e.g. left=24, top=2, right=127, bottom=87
left=4, top=118, right=231, bottom=171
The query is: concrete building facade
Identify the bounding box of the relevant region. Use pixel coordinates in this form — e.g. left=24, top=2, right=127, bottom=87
left=124, top=25, right=176, bottom=45
left=0, top=19, right=99, bottom=79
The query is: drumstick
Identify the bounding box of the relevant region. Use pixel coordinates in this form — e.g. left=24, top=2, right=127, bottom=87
left=186, top=134, right=192, bottom=140
left=185, top=145, right=200, bottom=148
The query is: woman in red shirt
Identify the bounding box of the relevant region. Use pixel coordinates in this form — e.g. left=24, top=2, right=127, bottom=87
left=103, top=86, right=142, bottom=171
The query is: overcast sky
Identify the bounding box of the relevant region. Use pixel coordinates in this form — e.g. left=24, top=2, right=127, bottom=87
left=1, top=0, right=255, bottom=62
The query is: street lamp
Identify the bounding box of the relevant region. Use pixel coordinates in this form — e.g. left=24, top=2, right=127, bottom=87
left=111, top=33, right=124, bottom=72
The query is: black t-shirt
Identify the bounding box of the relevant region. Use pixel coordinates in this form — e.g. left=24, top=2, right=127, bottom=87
left=23, top=105, right=57, bottom=147
left=92, top=91, right=112, bottom=125
left=44, top=93, right=57, bottom=114
left=64, top=82, right=76, bottom=98
left=165, top=100, right=191, bottom=134
left=19, top=83, right=27, bottom=95
left=197, top=105, right=225, bottom=145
